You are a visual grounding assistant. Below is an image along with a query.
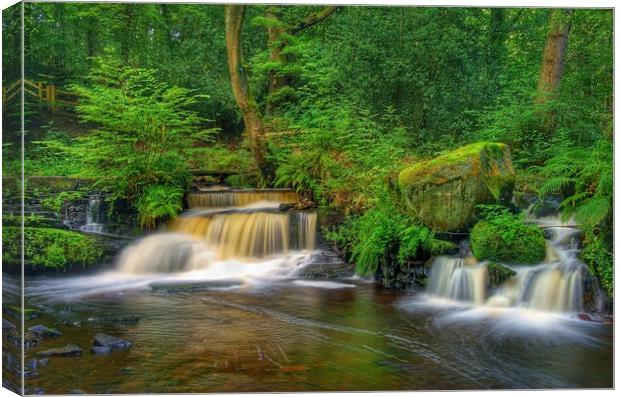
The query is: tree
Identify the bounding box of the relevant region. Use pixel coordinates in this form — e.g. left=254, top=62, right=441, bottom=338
left=224, top=5, right=269, bottom=178
left=537, top=9, right=573, bottom=102
left=263, top=6, right=338, bottom=114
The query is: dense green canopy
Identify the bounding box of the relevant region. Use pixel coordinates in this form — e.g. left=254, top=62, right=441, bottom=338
left=2, top=3, right=613, bottom=293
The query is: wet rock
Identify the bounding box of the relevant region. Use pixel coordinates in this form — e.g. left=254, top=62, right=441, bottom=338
left=33, top=387, right=45, bottom=395
left=91, top=346, right=112, bottom=355
left=28, top=324, right=63, bottom=338
left=24, top=334, right=42, bottom=350
left=93, top=333, right=132, bottom=352
left=87, top=315, right=139, bottom=324
left=58, top=320, right=82, bottom=328
left=38, top=358, right=49, bottom=366
left=2, top=318, right=16, bottom=331
left=295, top=199, right=315, bottom=210
left=28, top=358, right=39, bottom=371
left=37, top=344, right=83, bottom=357
left=487, top=262, right=517, bottom=288
left=278, top=203, right=296, bottom=211
left=577, top=313, right=593, bottom=321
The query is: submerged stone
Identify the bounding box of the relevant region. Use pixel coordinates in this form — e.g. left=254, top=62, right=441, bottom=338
left=91, top=346, right=112, bottom=355
left=93, top=333, right=132, bottom=352
left=28, top=324, right=63, bottom=338
left=37, top=344, right=83, bottom=357
left=398, top=142, right=515, bottom=231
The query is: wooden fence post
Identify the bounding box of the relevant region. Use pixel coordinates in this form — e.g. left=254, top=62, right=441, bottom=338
left=49, top=84, right=56, bottom=112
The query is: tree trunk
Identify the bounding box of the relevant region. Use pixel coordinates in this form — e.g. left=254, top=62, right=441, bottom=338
left=224, top=5, right=268, bottom=175
left=537, top=9, right=572, bottom=102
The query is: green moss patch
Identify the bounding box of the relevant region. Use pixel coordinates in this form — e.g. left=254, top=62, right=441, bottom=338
left=2, top=227, right=104, bottom=272
left=470, top=207, right=545, bottom=264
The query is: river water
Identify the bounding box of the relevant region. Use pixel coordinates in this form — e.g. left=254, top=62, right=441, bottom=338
left=8, top=189, right=614, bottom=393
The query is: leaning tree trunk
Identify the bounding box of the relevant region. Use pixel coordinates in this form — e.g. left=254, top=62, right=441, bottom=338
left=537, top=9, right=572, bottom=102
left=225, top=5, right=268, bottom=176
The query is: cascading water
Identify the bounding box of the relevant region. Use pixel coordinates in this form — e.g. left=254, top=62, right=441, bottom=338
left=80, top=194, right=104, bottom=233
left=424, top=212, right=599, bottom=315
left=117, top=188, right=318, bottom=278
left=426, top=257, right=488, bottom=304
left=187, top=189, right=301, bottom=208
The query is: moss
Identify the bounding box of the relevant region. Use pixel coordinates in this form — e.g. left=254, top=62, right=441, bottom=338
left=2, top=227, right=104, bottom=271
left=397, top=142, right=516, bottom=231
left=487, top=262, right=517, bottom=287
left=470, top=215, right=545, bottom=264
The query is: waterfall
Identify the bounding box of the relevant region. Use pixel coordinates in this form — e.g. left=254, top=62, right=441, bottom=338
left=426, top=218, right=599, bottom=314
left=80, top=194, right=104, bottom=233
left=187, top=190, right=301, bottom=208
left=426, top=257, right=488, bottom=304
left=168, top=211, right=317, bottom=260
left=117, top=188, right=318, bottom=275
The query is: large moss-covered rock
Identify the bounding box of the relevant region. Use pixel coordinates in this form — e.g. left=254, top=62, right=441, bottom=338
left=398, top=142, right=515, bottom=231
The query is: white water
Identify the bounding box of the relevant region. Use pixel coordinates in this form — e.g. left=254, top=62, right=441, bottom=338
left=80, top=194, right=104, bottom=233
left=37, top=189, right=325, bottom=300
left=418, top=211, right=599, bottom=318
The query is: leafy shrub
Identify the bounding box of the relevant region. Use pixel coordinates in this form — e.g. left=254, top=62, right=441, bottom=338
left=2, top=227, right=104, bottom=271
left=70, top=55, right=215, bottom=226
left=536, top=137, right=613, bottom=297
left=40, top=190, right=88, bottom=213
left=136, top=185, right=184, bottom=229
left=325, top=190, right=454, bottom=276
left=470, top=205, right=545, bottom=264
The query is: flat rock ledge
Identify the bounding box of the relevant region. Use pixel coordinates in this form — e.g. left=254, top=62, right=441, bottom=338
left=93, top=333, right=132, bottom=353
left=37, top=344, right=83, bottom=357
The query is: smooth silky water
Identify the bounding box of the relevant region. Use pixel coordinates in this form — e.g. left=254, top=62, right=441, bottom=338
left=16, top=193, right=613, bottom=393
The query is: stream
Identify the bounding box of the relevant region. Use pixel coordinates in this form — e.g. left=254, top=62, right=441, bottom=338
left=5, top=188, right=613, bottom=393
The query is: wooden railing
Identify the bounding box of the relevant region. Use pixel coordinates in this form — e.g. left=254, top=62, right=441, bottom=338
left=2, top=79, right=78, bottom=111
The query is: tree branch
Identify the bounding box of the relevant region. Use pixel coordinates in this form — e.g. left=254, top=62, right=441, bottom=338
left=289, top=6, right=338, bottom=35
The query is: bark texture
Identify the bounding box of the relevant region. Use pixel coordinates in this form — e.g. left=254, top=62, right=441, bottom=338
left=225, top=5, right=268, bottom=175
left=537, top=10, right=572, bottom=101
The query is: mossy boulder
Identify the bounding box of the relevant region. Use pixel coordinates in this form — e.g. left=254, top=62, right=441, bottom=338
left=398, top=142, right=515, bottom=231
left=470, top=219, right=546, bottom=264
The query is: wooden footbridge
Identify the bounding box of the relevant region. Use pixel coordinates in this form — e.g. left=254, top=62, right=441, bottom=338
left=2, top=79, right=78, bottom=111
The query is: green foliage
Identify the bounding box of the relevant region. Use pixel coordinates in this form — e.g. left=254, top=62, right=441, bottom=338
left=2, top=227, right=104, bottom=271
left=69, top=55, right=215, bottom=226
left=40, top=190, right=87, bottom=213
left=325, top=190, right=454, bottom=276
left=535, top=137, right=613, bottom=297
left=471, top=205, right=546, bottom=264
left=581, top=233, right=613, bottom=297
left=136, top=185, right=184, bottom=229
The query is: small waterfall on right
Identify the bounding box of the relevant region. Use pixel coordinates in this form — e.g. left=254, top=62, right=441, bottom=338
left=517, top=226, right=592, bottom=313
left=425, top=213, right=601, bottom=315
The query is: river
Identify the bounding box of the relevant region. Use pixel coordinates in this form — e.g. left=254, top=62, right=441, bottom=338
left=5, top=188, right=613, bottom=393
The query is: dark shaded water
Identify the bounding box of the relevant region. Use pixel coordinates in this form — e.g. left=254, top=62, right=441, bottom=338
left=9, top=273, right=614, bottom=393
